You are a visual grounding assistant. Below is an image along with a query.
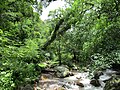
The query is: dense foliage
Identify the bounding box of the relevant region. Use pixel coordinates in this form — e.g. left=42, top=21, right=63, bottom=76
left=0, top=0, right=120, bottom=89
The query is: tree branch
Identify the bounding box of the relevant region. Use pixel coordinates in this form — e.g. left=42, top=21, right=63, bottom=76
left=42, top=2, right=93, bottom=50
left=42, top=18, right=64, bottom=50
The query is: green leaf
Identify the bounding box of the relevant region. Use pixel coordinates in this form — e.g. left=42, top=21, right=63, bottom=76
left=38, top=63, right=47, bottom=68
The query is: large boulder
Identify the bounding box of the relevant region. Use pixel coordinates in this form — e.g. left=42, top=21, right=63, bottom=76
left=54, top=65, right=70, bottom=78
left=104, top=75, right=120, bottom=90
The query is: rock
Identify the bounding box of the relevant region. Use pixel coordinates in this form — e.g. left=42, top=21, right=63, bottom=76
left=99, top=74, right=112, bottom=83
left=90, top=79, right=101, bottom=87
left=93, top=71, right=103, bottom=79
left=48, top=84, right=65, bottom=90
left=69, top=72, right=74, bottom=76
left=104, top=75, right=120, bottom=90
left=72, top=65, right=78, bottom=70
left=41, top=68, right=55, bottom=73
left=75, top=81, right=84, bottom=87
left=101, top=76, right=112, bottom=83
left=82, top=67, right=90, bottom=72
left=40, top=74, right=53, bottom=80
left=54, top=65, right=70, bottom=78
left=105, top=69, right=117, bottom=76
left=56, top=87, right=66, bottom=90
left=23, top=84, right=33, bottom=90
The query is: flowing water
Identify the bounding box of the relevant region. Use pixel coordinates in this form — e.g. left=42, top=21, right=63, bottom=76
left=37, top=69, right=117, bottom=90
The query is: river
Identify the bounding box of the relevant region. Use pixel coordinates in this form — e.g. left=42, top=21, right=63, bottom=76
left=36, top=69, right=117, bottom=90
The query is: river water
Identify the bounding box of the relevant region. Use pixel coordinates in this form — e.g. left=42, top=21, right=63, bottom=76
left=37, top=69, right=117, bottom=90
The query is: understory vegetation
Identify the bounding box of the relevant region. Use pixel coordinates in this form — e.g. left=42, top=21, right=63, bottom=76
left=0, top=0, right=120, bottom=89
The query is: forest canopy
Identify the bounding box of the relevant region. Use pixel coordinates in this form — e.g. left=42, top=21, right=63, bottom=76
left=0, top=0, right=120, bottom=89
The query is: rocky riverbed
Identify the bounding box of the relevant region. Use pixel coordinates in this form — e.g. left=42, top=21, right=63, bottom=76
left=33, top=66, right=119, bottom=90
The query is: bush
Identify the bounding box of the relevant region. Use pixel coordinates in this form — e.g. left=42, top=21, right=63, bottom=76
left=90, top=50, right=120, bottom=71
left=0, top=39, right=42, bottom=89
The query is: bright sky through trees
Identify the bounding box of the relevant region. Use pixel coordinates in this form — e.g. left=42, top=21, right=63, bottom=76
left=40, top=0, right=67, bottom=21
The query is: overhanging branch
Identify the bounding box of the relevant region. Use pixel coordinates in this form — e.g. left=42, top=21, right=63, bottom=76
left=42, top=18, right=64, bottom=50
left=42, top=3, right=93, bottom=50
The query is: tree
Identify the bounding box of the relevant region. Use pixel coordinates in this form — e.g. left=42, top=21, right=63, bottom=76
left=42, top=0, right=94, bottom=50
left=0, top=0, right=49, bottom=89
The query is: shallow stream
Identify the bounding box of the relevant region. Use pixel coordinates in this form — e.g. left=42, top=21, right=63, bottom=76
left=37, top=69, right=117, bottom=90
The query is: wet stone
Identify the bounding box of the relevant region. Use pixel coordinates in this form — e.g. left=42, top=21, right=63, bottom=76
left=75, top=81, right=84, bottom=87
left=54, top=65, right=70, bottom=78
left=90, top=79, right=101, bottom=87
left=93, top=71, right=103, bottom=79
